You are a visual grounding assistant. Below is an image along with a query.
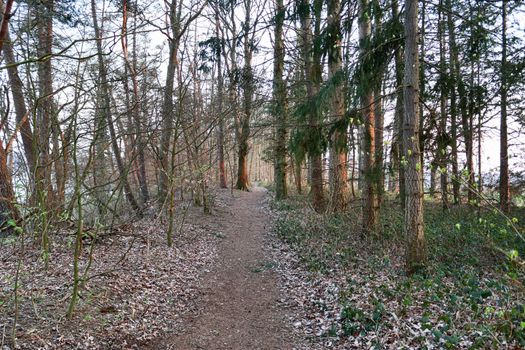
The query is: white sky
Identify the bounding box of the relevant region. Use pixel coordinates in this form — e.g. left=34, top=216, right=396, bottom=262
left=2, top=0, right=523, bottom=181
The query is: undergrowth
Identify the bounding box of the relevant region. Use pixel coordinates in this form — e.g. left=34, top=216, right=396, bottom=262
left=272, top=195, right=525, bottom=348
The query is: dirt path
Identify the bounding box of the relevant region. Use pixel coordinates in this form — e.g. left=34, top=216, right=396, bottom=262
left=164, top=187, right=298, bottom=350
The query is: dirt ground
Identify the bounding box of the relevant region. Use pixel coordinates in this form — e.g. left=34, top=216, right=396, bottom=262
left=158, top=187, right=299, bottom=350
left=0, top=187, right=304, bottom=349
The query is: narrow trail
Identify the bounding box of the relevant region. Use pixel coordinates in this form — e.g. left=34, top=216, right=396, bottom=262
left=165, top=188, right=298, bottom=350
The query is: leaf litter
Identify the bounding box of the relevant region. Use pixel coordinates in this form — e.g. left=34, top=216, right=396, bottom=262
left=0, top=201, right=223, bottom=349
left=266, top=199, right=525, bottom=349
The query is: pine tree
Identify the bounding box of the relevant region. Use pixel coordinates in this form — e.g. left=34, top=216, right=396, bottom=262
left=327, top=0, right=347, bottom=211
left=359, top=0, right=379, bottom=234
left=500, top=0, right=510, bottom=213
left=404, top=0, right=426, bottom=274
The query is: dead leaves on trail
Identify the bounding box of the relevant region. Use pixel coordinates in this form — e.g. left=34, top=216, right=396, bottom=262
left=0, top=208, right=220, bottom=349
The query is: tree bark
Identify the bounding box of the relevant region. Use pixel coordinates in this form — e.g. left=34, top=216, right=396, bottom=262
left=1, top=14, right=36, bottom=181
left=374, top=89, right=384, bottom=205
left=122, top=0, right=150, bottom=204
left=293, top=157, right=302, bottom=194
left=0, top=0, right=13, bottom=53
left=273, top=0, right=287, bottom=200
left=373, top=1, right=385, bottom=206
left=0, top=143, right=19, bottom=228
left=215, top=13, right=227, bottom=189
left=35, top=0, right=56, bottom=209
left=158, top=0, right=181, bottom=204
left=298, top=0, right=324, bottom=212
left=91, top=0, right=140, bottom=213
left=236, top=0, right=254, bottom=191
left=437, top=0, right=449, bottom=209
left=360, top=0, right=378, bottom=235
left=418, top=0, right=426, bottom=179
left=446, top=0, right=460, bottom=205
left=500, top=0, right=510, bottom=213
left=391, top=0, right=405, bottom=205
left=327, top=0, right=347, bottom=211
left=404, top=0, right=426, bottom=274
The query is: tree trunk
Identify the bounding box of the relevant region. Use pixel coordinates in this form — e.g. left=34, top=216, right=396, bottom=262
left=0, top=0, right=13, bottom=53
left=224, top=1, right=239, bottom=192
left=2, top=30, right=36, bottom=182
left=51, top=113, right=66, bottom=211
left=374, top=85, right=384, bottom=206
left=236, top=0, right=254, bottom=191
left=418, top=0, right=426, bottom=180
left=36, top=0, right=56, bottom=209
left=0, top=143, right=19, bottom=229
left=360, top=0, right=378, bottom=235
left=459, top=63, right=475, bottom=204
left=372, top=0, right=384, bottom=205
left=215, top=13, right=227, bottom=189
left=437, top=1, right=449, bottom=209
left=327, top=0, right=347, bottom=211
left=392, top=0, right=405, bottom=205
left=273, top=0, right=287, bottom=200
left=293, top=157, right=302, bottom=194
left=446, top=0, right=460, bottom=205
left=91, top=0, right=140, bottom=213
left=298, top=0, right=324, bottom=211
left=500, top=0, right=510, bottom=213
left=349, top=123, right=357, bottom=198
left=158, top=0, right=181, bottom=204
left=122, top=0, right=150, bottom=204
left=403, top=0, right=426, bottom=274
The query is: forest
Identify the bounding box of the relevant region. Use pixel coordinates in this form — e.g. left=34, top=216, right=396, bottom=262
left=0, top=0, right=524, bottom=348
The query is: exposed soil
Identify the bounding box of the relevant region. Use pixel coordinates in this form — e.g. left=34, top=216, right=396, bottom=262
left=160, top=187, right=299, bottom=350
left=0, top=187, right=305, bottom=349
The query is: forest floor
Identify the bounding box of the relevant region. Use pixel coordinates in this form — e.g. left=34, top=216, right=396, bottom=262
left=2, top=188, right=524, bottom=349
left=0, top=188, right=308, bottom=349
left=155, top=187, right=301, bottom=349
left=270, top=193, right=525, bottom=349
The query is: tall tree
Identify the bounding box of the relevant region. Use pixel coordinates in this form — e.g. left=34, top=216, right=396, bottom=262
left=418, top=0, right=426, bottom=177
left=0, top=0, right=20, bottom=227
left=273, top=0, right=287, bottom=200
left=457, top=7, right=476, bottom=204
left=35, top=0, right=56, bottom=210
left=327, top=0, right=347, bottom=211
left=391, top=0, right=405, bottom=206
left=298, top=0, right=324, bottom=212
left=404, top=0, right=425, bottom=273
left=372, top=0, right=385, bottom=207
left=500, top=0, right=510, bottom=213
left=158, top=0, right=204, bottom=203
left=359, top=0, right=378, bottom=234
left=437, top=0, right=449, bottom=210
left=215, top=12, right=227, bottom=189
left=446, top=0, right=460, bottom=204
left=1, top=2, right=36, bottom=182
left=236, top=0, right=260, bottom=191
left=122, top=0, right=150, bottom=204
left=91, top=0, right=140, bottom=213
left=158, top=0, right=181, bottom=205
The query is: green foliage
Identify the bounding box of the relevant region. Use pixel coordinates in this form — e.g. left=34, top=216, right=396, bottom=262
left=7, top=219, right=23, bottom=235
left=495, top=304, right=525, bottom=346
left=290, top=69, right=347, bottom=161
left=273, top=200, right=361, bottom=273
left=349, top=15, right=403, bottom=106
left=273, top=195, right=525, bottom=346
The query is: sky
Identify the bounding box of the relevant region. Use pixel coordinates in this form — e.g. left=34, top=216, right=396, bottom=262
left=3, top=0, right=523, bottom=186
